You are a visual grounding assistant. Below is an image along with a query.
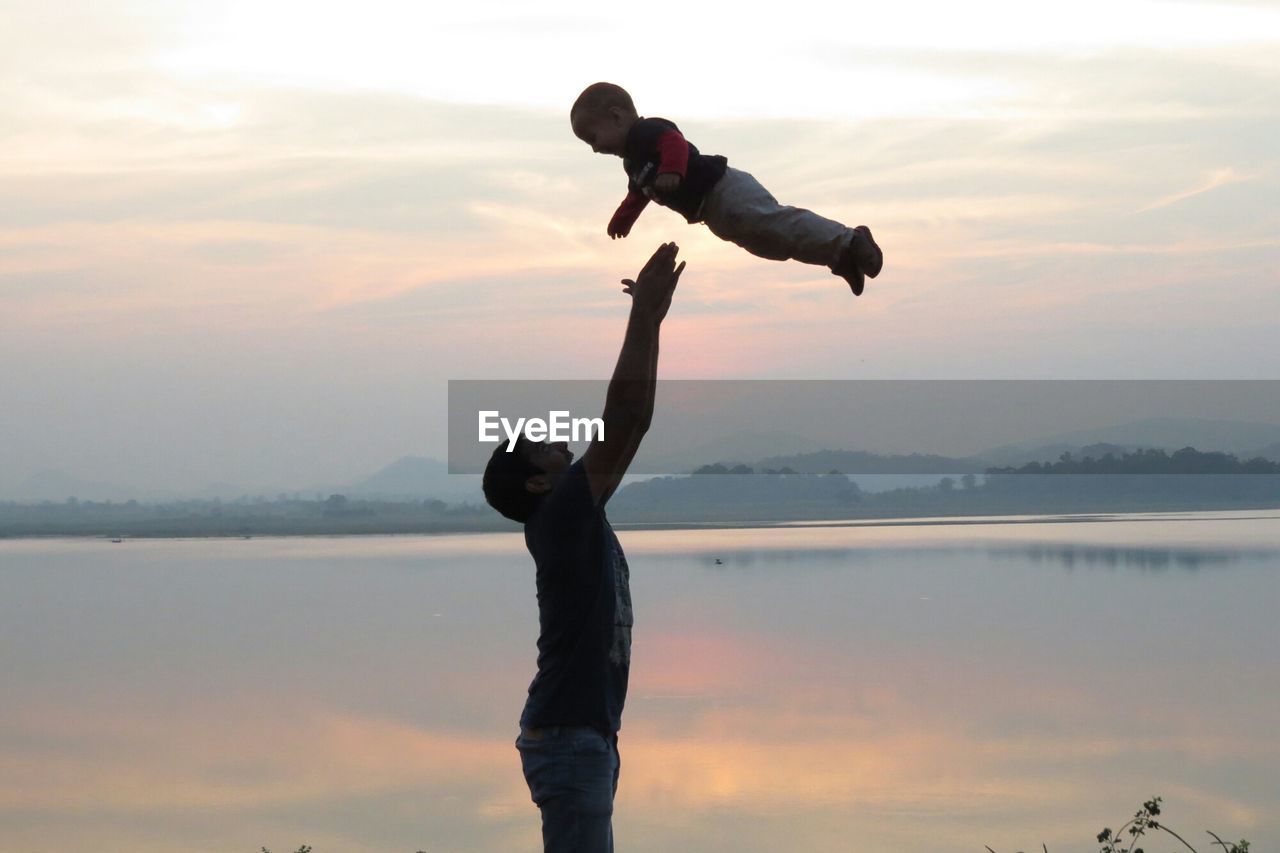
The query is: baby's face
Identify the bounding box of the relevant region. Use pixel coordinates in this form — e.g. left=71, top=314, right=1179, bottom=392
left=571, top=108, right=631, bottom=156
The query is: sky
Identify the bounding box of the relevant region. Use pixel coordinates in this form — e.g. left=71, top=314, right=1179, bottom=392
left=3, top=0, right=1279, bottom=495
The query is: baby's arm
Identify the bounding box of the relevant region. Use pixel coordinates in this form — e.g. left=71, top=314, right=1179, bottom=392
left=608, top=190, right=650, bottom=239
left=652, top=130, right=689, bottom=194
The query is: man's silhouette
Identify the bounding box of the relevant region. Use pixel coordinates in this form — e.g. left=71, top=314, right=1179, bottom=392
left=483, top=243, right=685, bottom=853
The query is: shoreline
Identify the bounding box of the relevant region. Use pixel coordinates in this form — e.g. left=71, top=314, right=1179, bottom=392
left=4, top=505, right=1280, bottom=541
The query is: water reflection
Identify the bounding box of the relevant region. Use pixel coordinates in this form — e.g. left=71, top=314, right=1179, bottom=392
left=1, top=514, right=1277, bottom=852
left=693, top=547, right=874, bottom=568
left=693, top=542, right=1279, bottom=572
left=993, top=543, right=1278, bottom=571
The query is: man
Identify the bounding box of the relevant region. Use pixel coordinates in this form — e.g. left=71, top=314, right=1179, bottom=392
left=483, top=242, right=685, bottom=852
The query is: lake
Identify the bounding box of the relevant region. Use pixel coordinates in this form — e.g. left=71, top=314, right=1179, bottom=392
left=2, top=511, right=1277, bottom=852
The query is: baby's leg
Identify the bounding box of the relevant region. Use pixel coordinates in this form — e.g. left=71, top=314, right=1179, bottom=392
left=700, top=167, right=852, bottom=267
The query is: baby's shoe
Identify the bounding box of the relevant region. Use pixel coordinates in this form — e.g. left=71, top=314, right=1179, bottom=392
left=833, top=263, right=865, bottom=295
left=831, top=226, right=882, bottom=296
left=853, top=226, right=883, bottom=279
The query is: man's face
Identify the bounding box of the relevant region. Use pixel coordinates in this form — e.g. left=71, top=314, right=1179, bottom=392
left=523, top=439, right=573, bottom=482
left=571, top=108, right=630, bottom=156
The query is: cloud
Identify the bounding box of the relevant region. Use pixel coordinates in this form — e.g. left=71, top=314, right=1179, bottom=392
left=3, top=4, right=1279, bottom=489
left=1139, top=167, right=1258, bottom=211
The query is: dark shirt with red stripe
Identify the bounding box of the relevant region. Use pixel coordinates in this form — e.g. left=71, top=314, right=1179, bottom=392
left=617, top=117, right=728, bottom=226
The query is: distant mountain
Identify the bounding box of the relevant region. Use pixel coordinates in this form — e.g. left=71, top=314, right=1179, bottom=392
left=1, top=458, right=483, bottom=505
left=981, top=442, right=1146, bottom=468
left=612, top=468, right=862, bottom=520
left=980, top=417, right=1280, bottom=466
left=0, top=467, right=295, bottom=503
left=8, top=469, right=142, bottom=502
left=640, top=430, right=821, bottom=474
left=754, top=449, right=983, bottom=474
left=343, top=456, right=482, bottom=503
left=1247, top=442, right=1280, bottom=462
left=746, top=449, right=985, bottom=493
left=1075, top=442, right=1137, bottom=459
left=192, top=481, right=254, bottom=500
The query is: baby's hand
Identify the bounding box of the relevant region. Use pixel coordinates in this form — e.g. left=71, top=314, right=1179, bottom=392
left=653, top=173, right=681, bottom=195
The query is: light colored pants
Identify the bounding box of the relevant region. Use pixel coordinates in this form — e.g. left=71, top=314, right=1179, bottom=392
left=699, top=166, right=854, bottom=268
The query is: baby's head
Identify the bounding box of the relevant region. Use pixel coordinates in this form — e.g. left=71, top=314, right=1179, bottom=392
left=570, top=82, right=639, bottom=156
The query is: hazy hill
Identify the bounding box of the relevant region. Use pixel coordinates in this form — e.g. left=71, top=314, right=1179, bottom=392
left=10, top=413, right=1278, bottom=506
left=1248, top=442, right=1280, bottom=462
left=612, top=468, right=861, bottom=520
left=754, top=449, right=983, bottom=474
left=9, top=469, right=144, bottom=503
left=639, top=430, right=821, bottom=474
left=979, top=417, right=1280, bottom=465
left=343, top=456, right=482, bottom=503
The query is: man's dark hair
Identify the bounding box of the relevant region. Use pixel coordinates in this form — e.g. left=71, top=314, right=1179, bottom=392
left=482, top=438, right=545, bottom=523
left=571, top=82, right=636, bottom=120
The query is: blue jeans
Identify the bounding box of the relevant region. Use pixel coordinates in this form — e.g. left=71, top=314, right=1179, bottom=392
left=516, top=726, right=620, bottom=853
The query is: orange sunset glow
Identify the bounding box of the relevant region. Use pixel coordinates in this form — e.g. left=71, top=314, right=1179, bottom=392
left=5, top=0, right=1280, bottom=494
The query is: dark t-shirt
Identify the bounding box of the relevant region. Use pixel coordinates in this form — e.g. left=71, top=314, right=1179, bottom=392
left=520, top=460, right=633, bottom=735
left=624, top=116, right=728, bottom=222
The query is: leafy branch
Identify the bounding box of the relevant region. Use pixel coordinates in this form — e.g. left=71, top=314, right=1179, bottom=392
left=988, top=797, right=1250, bottom=853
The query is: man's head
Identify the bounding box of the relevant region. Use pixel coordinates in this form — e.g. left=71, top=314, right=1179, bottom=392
left=482, top=438, right=574, bottom=523
left=570, top=82, right=638, bottom=156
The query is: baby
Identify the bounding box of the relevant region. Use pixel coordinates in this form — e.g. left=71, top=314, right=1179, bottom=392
left=570, top=82, right=883, bottom=295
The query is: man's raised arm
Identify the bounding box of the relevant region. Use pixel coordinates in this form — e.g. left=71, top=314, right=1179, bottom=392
left=583, top=242, right=685, bottom=506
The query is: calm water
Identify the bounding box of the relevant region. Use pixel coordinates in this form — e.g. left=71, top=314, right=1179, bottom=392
left=2, top=511, right=1278, bottom=852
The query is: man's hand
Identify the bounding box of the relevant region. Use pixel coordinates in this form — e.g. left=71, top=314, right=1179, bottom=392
left=653, top=173, right=681, bottom=195
left=584, top=243, right=685, bottom=506
left=621, top=242, right=685, bottom=325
